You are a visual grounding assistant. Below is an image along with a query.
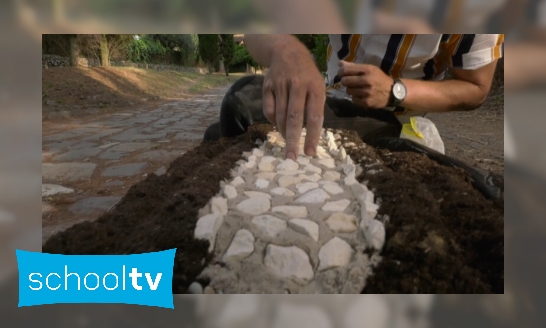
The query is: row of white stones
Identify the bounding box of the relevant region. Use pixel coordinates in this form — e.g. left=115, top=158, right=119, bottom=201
left=192, top=128, right=385, bottom=293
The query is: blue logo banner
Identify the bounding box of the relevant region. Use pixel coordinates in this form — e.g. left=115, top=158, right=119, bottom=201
left=16, top=249, right=176, bottom=308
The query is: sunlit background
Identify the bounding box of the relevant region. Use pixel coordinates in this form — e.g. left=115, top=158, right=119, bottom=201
left=1, top=0, right=544, bottom=327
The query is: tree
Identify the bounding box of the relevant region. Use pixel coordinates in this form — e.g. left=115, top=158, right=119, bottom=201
left=68, top=34, right=79, bottom=67
left=219, top=34, right=235, bottom=76
left=198, top=34, right=220, bottom=74
left=147, top=34, right=198, bottom=65
left=100, top=34, right=110, bottom=66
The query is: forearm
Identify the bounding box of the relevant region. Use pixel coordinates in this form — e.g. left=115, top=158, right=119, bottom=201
left=400, top=78, right=491, bottom=112
left=244, top=34, right=312, bottom=68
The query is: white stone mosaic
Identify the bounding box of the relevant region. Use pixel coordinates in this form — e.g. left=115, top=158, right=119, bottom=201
left=192, top=128, right=385, bottom=294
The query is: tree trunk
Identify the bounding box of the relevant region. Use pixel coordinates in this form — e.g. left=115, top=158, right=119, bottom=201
left=68, top=35, right=79, bottom=67
left=207, top=62, right=213, bottom=74
left=225, top=66, right=229, bottom=76
left=219, top=60, right=225, bottom=74
left=100, top=35, right=110, bottom=67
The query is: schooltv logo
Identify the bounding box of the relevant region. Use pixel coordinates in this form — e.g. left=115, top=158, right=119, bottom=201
left=16, top=249, right=176, bottom=308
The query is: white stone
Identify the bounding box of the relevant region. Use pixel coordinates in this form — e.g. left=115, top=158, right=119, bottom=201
left=322, top=199, right=351, bottom=212
left=272, top=205, right=308, bottom=218
left=343, top=164, right=356, bottom=178
left=252, top=148, right=264, bottom=157
left=318, top=237, right=354, bottom=271
left=224, top=185, right=237, bottom=199
left=231, top=176, right=245, bottom=187
left=277, top=159, right=299, bottom=171
left=266, top=134, right=277, bottom=146
left=361, top=219, right=386, bottom=250
left=42, top=184, right=74, bottom=197
left=195, top=213, right=224, bottom=252
left=273, top=146, right=282, bottom=153
left=323, top=171, right=341, bottom=181
left=324, top=213, right=357, bottom=233
left=296, top=182, right=319, bottom=194
left=359, top=195, right=379, bottom=222
left=296, top=188, right=330, bottom=204
left=248, top=155, right=257, bottom=162
left=318, top=180, right=337, bottom=186
left=316, top=146, right=332, bottom=159
left=244, top=191, right=271, bottom=199
left=334, top=134, right=341, bottom=140
left=258, top=161, right=275, bottom=172
left=277, top=170, right=305, bottom=176
left=322, top=183, right=344, bottom=195
left=344, top=142, right=356, bottom=148
left=303, top=164, right=322, bottom=174
left=255, top=172, right=277, bottom=180
left=296, top=156, right=310, bottom=165
left=344, top=175, right=358, bottom=186
left=338, top=147, right=347, bottom=160
left=344, top=155, right=354, bottom=165
left=223, top=229, right=255, bottom=261
left=272, top=303, right=333, bottom=328
left=211, top=197, right=228, bottom=215
left=244, top=161, right=256, bottom=169
left=261, top=156, right=277, bottom=163
left=350, top=183, right=368, bottom=198
left=188, top=282, right=203, bottom=294
left=270, top=187, right=296, bottom=197
left=264, top=245, right=314, bottom=283
left=330, top=149, right=340, bottom=157
left=255, top=178, right=269, bottom=189
left=298, top=173, right=321, bottom=182
left=278, top=176, right=301, bottom=188
left=236, top=197, right=270, bottom=215
left=316, top=158, right=335, bottom=169
left=252, top=215, right=287, bottom=237
left=288, top=219, right=319, bottom=242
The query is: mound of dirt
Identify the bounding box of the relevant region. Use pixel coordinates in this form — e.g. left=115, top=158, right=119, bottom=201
left=42, top=124, right=503, bottom=293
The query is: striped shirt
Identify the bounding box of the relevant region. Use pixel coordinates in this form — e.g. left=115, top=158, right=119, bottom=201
left=325, top=34, right=504, bottom=120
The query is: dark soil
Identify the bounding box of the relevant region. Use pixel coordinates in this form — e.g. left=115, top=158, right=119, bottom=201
left=42, top=124, right=273, bottom=293
left=342, top=131, right=504, bottom=293
left=42, top=124, right=503, bottom=294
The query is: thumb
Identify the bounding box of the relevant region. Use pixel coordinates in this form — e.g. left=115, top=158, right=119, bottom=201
left=338, top=60, right=350, bottom=67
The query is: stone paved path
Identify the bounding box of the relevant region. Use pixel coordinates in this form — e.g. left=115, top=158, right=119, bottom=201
left=41, top=85, right=232, bottom=243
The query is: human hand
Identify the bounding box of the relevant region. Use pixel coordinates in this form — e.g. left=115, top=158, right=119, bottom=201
left=263, top=46, right=326, bottom=160
left=338, top=60, right=394, bottom=108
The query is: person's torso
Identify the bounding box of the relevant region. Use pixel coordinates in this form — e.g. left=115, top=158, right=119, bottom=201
left=326, top=34, right=448, bottom=121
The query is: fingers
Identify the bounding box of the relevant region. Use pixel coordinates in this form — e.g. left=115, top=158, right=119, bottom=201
left=274, top=83, right=288, bottom=137
left=263, top=82, right=276, bottom=124
left=303, top=88, right=325, bottom=157
left=284, top=79, right=306, bottom=160
left=337, top=61, right=368, bottom=77
left=341, top=75, right=370, bottom=87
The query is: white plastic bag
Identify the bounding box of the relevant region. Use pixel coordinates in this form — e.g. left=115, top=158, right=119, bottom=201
left=400, top=117, right=445, bottom=154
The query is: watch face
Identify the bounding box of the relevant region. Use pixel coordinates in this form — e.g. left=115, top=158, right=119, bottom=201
left=393, top=82, right=406, bottom=100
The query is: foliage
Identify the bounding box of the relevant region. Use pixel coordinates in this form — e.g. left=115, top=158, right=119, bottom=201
left=126, top=36, right=167, bottom=63
left=146, top=34, right=198, bottom=65
left=233, top=44, right=257, bottom=68
left=198, top=34, right=220, bottom=74
left=219, top=34, right=235, bottom=75
left=294, top=34, right=329, bottom=72
left=312, top=34, right=329, bottom=72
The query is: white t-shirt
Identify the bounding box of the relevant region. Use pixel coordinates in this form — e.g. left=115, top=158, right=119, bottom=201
left=325, top=34, right=504, bottom=120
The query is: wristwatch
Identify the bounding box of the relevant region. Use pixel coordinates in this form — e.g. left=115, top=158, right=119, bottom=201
left=388, top=79, right=407, bottom=107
